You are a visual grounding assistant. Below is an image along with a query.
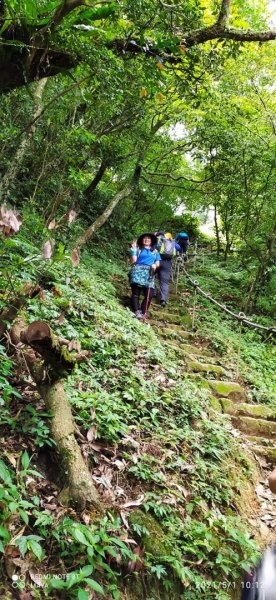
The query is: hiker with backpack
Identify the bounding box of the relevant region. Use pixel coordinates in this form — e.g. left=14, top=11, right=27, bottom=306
left=175, top=231, right=190, bottom=259
left=129, top=233, right=160, bottom=319
left=155, top=232, right=181, bottom=307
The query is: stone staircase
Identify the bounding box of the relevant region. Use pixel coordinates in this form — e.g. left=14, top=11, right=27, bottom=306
left=148, top=289, right=276, bottom=466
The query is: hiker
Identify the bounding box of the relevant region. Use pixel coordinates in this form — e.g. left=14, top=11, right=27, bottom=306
left=240, top=468, right=276, bottom=599
left=156, top=232, right=181, bottom=307
left=129, top=233, right=160, bottom=319
left=175, top=231, right=189, bottom=259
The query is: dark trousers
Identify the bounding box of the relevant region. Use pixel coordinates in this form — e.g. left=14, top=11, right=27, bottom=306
left=131, top=284, right=154, bottom=314
left=179, top=240, right=188, bottom=254
left=158, top=260, right=172, bottom=302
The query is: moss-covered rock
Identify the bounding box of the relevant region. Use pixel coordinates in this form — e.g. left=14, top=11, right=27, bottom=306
left=180, top=343, right=212, bottom=357
left=187, top=360, right=226, bottom=376
left=154, top=325, right=192, bottom=341
left=209, top=394, right=223, bottom=411
left=159, top=312, right=182, bottom=325
left=232, top=416, right=276, bottom=437
left=221, top=400, right=276, bottom=420
left=129, top=510, right=171, bottom=556
left=252, top=446, right=276, bottom=463
left=207, top=380, right=247, bottom=401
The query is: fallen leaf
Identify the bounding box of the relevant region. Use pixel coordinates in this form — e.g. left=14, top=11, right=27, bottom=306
left=140, top=87, right=147, bottom=98
left=121, top=494, right=144, bottom=508
left=87, top=425, right=97, bottom=442
left=71, top=247, right=80, bottom=267
left=68, top=209, right=77, bottom=224
left=128, top=546, right=144, bottom=572
left=42, top=240, right=53, bottom=260
left=48, top=219, right=56, bottom=230
left=0, top=204, right=22, bottom=237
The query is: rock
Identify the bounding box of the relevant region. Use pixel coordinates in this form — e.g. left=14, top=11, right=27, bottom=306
left=187, top=360, right=226, bottom=376
left=221, top=401, right=276, bottom=420
left=232, top=416, right=276, bottom=438
left=248, top=445, right=276, bottom=463
left=158, top=325, right=192, bottom=339
left=129, top=510, right=171, bottom=556
left=206, top=380, right=247, bottom=401
left=209, top=395, right=222, bottom=411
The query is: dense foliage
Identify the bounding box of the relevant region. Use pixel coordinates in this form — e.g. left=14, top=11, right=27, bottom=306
left=0, top=0, right=275, bottom=597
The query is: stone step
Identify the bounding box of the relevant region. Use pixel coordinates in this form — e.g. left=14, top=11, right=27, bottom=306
left=244, top=438, right=276, bottom=463
left=164, top=341, right=213, bottom=363
left=186, top=360, right=227, bottom=377
left=232, top=416, right=276, bottom=438
left=180, top=343, right=213, bottom=357
left=155, top=311, right=193, bottom=329
left=206, top=380, right=247, bottom=402
left=151, top=304, right=180, bottom=314
left=221, top=400, right=276, bottom=421
left=150, top=323, right=193, bottom=340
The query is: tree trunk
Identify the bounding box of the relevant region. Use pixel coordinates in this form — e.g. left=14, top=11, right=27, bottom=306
left=38, top=379, right=102, bottom=511
left=76, top=185, right=132, bottom=248
left=84, top=161, right=108, bottom=197
left=0, top=78, right=47, bottom=200
left=76, top=164, right=142, bottom=248
left=214, top=204, right=221, bottom=257
left=10, top=317, right=102, bottom=513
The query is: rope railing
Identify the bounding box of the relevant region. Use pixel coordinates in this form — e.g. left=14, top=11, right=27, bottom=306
left=180, top=263, right=276, bottom=336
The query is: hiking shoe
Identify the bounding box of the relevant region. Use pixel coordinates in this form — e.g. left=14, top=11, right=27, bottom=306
left=135, top=310, right=143, bottom=319
left=161, top=300, right=167, bottom=307
left=140, top=313, right=148, bottom=320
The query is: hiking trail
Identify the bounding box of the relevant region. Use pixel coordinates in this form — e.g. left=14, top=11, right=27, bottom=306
left=136, top=281, right=276, bottom=548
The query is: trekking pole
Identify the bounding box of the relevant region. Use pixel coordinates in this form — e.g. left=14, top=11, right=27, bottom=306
left=144, top=267, right=154, bottom=320
left=192, top=280, right=199, bottom=330
left=236, top=313, right=245, bottom=379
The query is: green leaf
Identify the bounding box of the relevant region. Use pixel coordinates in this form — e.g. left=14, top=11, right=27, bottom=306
left=21, top=451, right=30, bottom=470
left=16, top=536, right=28, bottom=557
left=19, top=509, right=29, bottom=525
left=0, top=460, right=12, bottom=484
left=80, top=565, right=94, bottom=577
left=28, top=540, right=44, bottom=561
left=78, top=589, right=89, bottom=600
left=72, top=528, right=89, bottom=546
left=85, top=578, right=105, bottom=595
left=0, top=526, right=10, bottom=543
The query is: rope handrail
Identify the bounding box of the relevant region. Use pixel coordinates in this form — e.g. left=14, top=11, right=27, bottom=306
left=182, top=266, right=276, bottom=336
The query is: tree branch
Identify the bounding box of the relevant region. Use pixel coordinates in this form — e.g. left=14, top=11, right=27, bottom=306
left=217, top=0, right=232, bottom=27
left=184, top=25, right=276, bottom=47
left=144, top=170, right=213, bottom=184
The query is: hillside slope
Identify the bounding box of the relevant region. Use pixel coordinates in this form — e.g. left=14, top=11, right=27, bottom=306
left=1, top=247, right=275, bottom=600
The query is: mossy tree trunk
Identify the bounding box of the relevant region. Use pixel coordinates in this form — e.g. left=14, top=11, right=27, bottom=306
left=10, top=317, right=102, bottom=513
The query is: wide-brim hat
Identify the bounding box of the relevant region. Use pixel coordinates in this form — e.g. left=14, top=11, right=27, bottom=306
left=137, top=232, right=157, bottom=248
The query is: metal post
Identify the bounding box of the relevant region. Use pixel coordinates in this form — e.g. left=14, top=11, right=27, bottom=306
left=236, top=313, right=245, bottom=379
left=192, top=281, right=199, bottom=330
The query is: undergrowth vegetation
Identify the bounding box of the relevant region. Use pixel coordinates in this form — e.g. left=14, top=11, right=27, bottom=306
left=0, top=234, right=265, bottom=599
left=186, top=254, right=276, bottom=407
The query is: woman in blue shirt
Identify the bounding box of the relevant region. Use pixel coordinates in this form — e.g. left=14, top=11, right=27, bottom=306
left=129, top=233, right=160, bottom=319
